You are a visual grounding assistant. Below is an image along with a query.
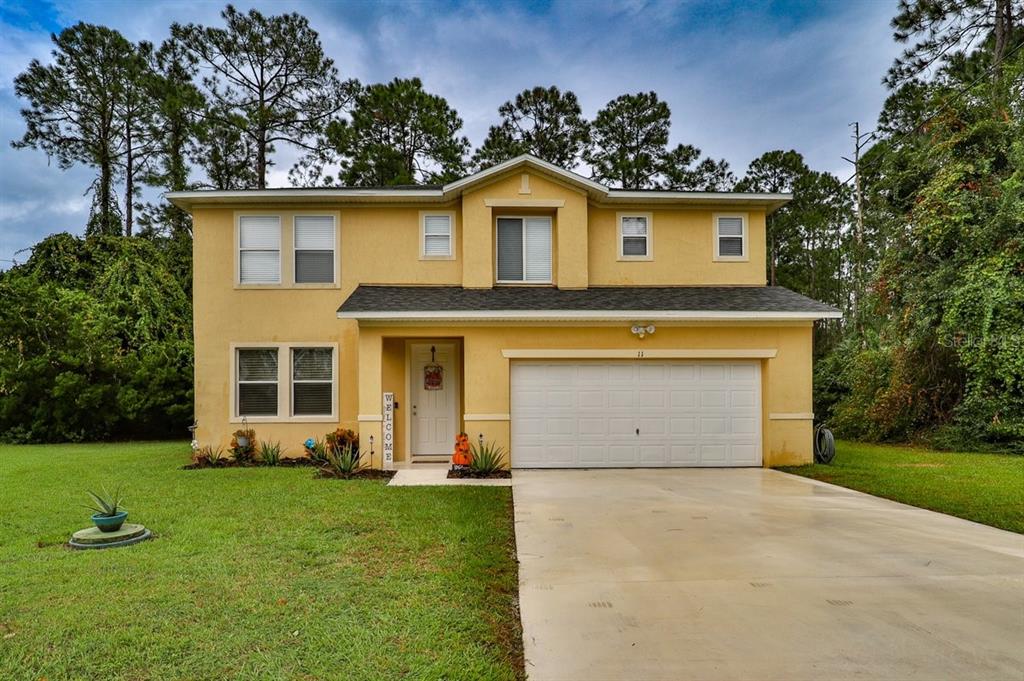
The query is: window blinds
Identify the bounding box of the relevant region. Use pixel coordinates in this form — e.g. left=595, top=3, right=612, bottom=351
left=239, top=216, right=281, bottom=283
left=294, top=216, right=335, bottom=283
left=497, top=217, right=551, bottom=282
left=717, top=217, right=744, bottom=257
left=423, top=215, right=452, bottom=256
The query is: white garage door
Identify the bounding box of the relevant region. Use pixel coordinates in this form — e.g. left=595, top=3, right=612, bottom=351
left=511, top=360, right=762, bottom=468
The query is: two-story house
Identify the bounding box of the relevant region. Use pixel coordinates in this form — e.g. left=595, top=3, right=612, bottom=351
left=169, top=155, right=839, bottom=468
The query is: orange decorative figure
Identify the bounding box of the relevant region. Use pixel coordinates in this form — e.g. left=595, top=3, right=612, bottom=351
left=451, top=432, right=472, bottom=466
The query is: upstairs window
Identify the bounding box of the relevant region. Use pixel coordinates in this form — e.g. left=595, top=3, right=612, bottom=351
left=497, top=216, right=552, bottom=283
left=421, top=213, right=453, bottom=258
left=618, top=213, right=652, bottom=260
left=292, top=347, right=334, bottom=416
left=714, top=214, right=747, bottom=260
left=237, top=348, right=279, bottom=416
left=239, top=216, right=281, bottom=284
left=294, top=215, right=335, bottom=284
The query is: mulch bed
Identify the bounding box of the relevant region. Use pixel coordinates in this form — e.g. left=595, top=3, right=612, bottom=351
left=183, top=457, right=316, bottom=470
left=447, top=468, right=512, bottom=479
left=315, top=468, right=396, bottom=480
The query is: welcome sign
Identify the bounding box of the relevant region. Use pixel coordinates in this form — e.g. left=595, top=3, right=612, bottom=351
left=382, top=392, right=395, bottom=469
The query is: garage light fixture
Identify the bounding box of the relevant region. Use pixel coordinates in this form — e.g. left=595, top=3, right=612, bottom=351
left=630, top=324, right=656, bottom=339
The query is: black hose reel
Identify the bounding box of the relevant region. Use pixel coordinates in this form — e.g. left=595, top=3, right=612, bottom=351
left=814, top=423, right=836, bottom=464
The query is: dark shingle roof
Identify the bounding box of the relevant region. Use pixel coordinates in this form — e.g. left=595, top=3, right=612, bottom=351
left=338, top=285, right=839, bottom=315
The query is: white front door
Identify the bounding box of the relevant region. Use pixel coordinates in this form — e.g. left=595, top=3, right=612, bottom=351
left=410, top=343, right=458, bottom=456
left=511, top=360, right=762, bottom=468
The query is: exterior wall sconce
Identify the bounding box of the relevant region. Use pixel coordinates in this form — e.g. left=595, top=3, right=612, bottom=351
left=630, top=324, right=656, bottom=339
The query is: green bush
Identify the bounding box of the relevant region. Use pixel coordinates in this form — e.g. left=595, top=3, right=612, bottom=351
left=258, top=440, right=282, bottom=465
left=469, top=441, right=506, bottom=474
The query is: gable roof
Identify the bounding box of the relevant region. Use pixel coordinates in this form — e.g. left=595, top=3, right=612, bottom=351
left=166, top=154, right=791, bottom=213
left=337, top=285, right=841, bottom=322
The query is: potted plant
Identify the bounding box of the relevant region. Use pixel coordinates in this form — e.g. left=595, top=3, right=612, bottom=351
left=84, top=488, right=128, bottom=532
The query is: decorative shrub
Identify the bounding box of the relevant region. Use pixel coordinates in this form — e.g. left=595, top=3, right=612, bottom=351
left=192, top=445, right=225, bottom=467
left=325, top=442, right=363, bottom=479
left=304, top=437, right=328, bottom=463
left=325, top=428, right=359, bottom=458
left=258, top=440, right=282, bottom=466
left=469, top=440, right=506, bottom=475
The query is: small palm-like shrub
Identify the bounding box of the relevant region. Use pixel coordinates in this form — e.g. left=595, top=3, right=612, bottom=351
left=326, top=442, right=363, bottom=479
left=84, top=487, right=126, bottom=517
left=192, top=445, right=225, bottom=467
left=258, top=440, right=282, bottom=466
left=305, top=437, right=329, bottom=464
left=469, top=441, right=506, bottom=474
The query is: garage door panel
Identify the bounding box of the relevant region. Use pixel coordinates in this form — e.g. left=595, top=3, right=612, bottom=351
left=609, top=445, right=639, bottom=465
left=638, top=390, right=665, bottom=408
left=700, top=444, right=728, bottom=463
left=670, top=417, right=698, bottom=435
left=640, top=445, right=668, bottom=464
left=608, top=417, right=635, bottom=436
left=609, top=390, right=634, bottom=408
left=511, top=360, right=761, bottom=468
left=670, top=444, right=699, bottom=464
left=670, top=390, right=698, bottom=408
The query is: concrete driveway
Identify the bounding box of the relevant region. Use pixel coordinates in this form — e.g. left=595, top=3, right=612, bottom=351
left=513, top=469, right=1024, bottom=681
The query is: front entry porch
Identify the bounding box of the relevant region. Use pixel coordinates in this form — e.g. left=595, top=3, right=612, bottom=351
left=361, top=336, right=465, bottom=466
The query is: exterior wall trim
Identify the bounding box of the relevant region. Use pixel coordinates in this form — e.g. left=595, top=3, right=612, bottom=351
left=340, top=310, right=842, bottom=321
left=483, top=198, right=566, bottom=208
left=357, top=414, right=383, bottom=422
left=768, top=412, right=815, bottom=420
left=464, top=413, right=511, bottom=421
left=501, top=348, right=778, bottom=359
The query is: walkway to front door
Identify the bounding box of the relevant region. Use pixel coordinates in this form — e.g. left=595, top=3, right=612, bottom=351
left=513, top=469, right=1024, bottom=681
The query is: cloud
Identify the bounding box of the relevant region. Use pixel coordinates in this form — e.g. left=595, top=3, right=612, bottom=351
left=0, top=0, right=902, bottom=267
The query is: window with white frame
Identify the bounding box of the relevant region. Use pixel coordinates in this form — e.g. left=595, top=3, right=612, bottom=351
left=496, top=216, right=552, bottom=282
left=292, top=347, right=334, bottom=416
left=237, top=348, right=279, bottom=416
left=619, top=214, right=651, bottom=259
left=238, top=216, right=281, bottom=284
left=421, top=213, right=453, bottom=258
left=294, top=215, right=335, bottom=284
left=715, top=215, right=747, bottom=259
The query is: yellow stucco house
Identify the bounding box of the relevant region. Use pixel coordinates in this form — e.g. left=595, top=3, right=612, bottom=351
left=169, top=155, right=839, bottom=469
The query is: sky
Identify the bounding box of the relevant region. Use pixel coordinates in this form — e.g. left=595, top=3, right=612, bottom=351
left=0, top=0, right=903, bottom=268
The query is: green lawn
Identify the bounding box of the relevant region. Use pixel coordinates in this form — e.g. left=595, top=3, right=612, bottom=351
left=779, top=440, right=1024, bottom=533
left=0, top=442, right=523, bottom=680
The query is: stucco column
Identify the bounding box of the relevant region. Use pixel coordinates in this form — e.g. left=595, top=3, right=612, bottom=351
left=461, top=195, right=493, bottom=288
left=556, top=194, right=589, bottom=289
left=357, top=327, right=384, bottom=468
left=461, top=329, right=512, bottom=464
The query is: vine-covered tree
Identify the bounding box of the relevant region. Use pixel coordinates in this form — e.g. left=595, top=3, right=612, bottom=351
left=292, top=77, right=468, bottom=187
left=887, top=0, right=1020, bottom=87
left=472, top=86, right=590, bottom=170
left=172, top=5, right=357, bottom=188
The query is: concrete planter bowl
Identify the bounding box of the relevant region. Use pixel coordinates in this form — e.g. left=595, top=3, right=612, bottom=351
left=92, top=510, right=128, bottom=532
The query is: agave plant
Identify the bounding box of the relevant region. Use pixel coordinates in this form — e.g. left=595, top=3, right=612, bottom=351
left=469, top=441, right=506, bottom=475
left=326, top=442, right=363, bottom=479
left=83, top=488, right=126, bottom=517
left=258, top=440, right=282, bottom=466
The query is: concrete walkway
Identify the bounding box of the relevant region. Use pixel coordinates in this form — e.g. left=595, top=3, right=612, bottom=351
left=513, top=469, right=1024, bottom=681
left=387, top=464, right=511, bottom=486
